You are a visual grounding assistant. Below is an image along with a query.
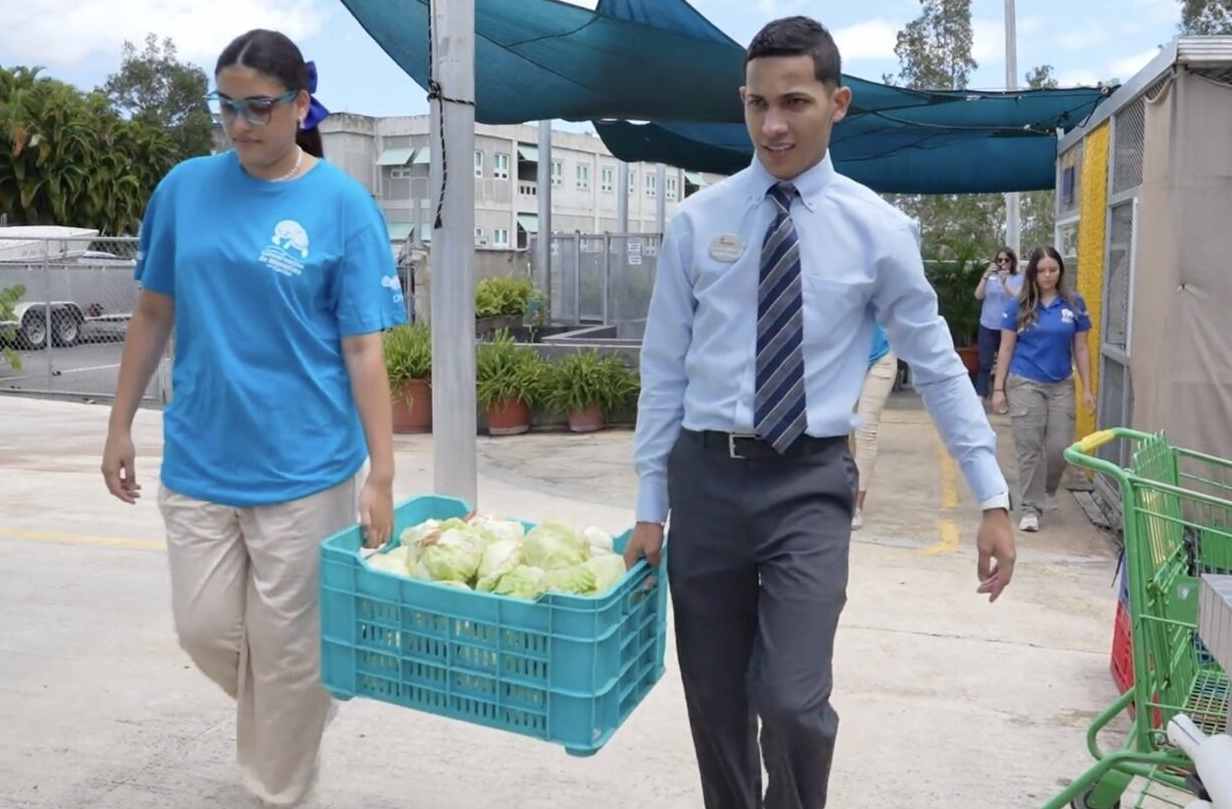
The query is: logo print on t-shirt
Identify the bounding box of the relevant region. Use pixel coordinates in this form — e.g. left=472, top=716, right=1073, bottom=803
left=380, top=274, right=404, bottom=303
left=1061, top=309, right=1075, bottom=324
left=260, top=220, right=310, bottom=277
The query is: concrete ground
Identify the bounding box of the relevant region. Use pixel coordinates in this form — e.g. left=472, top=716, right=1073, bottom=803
left=0, top=392, right=1129, bottom=809
left=1, top=332, right=163, bottom=401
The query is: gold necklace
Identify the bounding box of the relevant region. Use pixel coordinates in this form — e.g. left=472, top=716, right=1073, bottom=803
left=272, top=147, right=303, bottom=182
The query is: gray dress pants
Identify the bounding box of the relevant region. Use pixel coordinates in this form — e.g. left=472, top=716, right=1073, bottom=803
left=666, top=428, right=856, bottom=809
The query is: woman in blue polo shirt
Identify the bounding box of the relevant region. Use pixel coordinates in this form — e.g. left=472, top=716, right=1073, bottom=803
left=991, top=246, right=1095, bottom=532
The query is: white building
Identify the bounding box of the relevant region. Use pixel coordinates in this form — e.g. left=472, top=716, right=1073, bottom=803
left=317, top=114, right=720, bottom=251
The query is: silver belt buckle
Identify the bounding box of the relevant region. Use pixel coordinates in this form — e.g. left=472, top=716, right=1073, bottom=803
left=728, top=432, right=756, bottom=460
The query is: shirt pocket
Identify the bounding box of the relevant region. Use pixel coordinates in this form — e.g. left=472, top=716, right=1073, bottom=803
left=800, top=274, right=868, bottom=333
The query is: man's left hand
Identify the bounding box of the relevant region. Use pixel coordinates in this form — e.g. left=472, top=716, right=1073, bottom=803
left=976, top=508, right=1016, bottom=603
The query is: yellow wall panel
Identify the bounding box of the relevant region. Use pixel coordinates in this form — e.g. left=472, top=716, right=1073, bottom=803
left=1075, top=123, right=1109, bottom=440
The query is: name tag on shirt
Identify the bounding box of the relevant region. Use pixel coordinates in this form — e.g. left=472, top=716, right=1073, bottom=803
left=709, top=234, right=745, bottom=263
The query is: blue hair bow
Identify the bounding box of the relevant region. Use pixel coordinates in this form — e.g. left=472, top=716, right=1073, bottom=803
left=302, top=60, right=330, bottom=130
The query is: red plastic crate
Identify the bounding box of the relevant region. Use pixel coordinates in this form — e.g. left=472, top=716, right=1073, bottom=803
left=1110, top=599, right=1133, bottom=694
left=1110, top=599, right=1165, bottom=728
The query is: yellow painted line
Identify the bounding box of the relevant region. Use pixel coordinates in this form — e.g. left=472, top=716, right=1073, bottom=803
left=924, top=519, right=961, bottom=556
left=0, top=530, right=165, bottom=552
left=921, top=429, right=962, bottom=556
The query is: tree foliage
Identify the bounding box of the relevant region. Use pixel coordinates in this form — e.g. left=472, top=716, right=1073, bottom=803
left=0, top=283, right=23, bottom=370
left=883, top=0, right=1001, bottom=267
left=0, top=65, right=176, bottom=234
left=886, top=0, right=979, bottom=90
left=1180, top=0, right=1232, bottom=35
left=1019, top=65, right=1060, bottom=255
left=103, top=34, right=213, bottom=163
left=881, top=3, right=1062, bottom=263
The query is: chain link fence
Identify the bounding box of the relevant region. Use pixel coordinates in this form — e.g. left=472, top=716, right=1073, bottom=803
left=0, top=233, right=167, bottom=403
left=532, top=232, right=662, bottom=337
left=1112, top=97, right=1146, bottom=195
left=1105, top=202, right=1135, bottom=350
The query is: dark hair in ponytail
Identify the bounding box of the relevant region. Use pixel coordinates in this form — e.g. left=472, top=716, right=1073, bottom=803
left=296, top=128, right=323, bottom=159
left=215, top=29, right=325, bottom=158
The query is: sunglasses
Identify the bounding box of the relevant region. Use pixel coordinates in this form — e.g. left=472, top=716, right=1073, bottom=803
left=996, top=257, right=1012, bottom=264
left=207, top=90, right=298, bottom=127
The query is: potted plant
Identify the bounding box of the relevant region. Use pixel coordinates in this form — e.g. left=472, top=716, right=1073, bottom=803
left=384, top=322, right=432, bottom=433
left=546, top=351, right=639, bottom=433
left=476, top=330, right=546, bottom=435
left=475, top=276, right=535, bottom=337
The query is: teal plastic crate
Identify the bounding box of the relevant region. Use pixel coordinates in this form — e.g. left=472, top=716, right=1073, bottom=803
left=319, top=495, right=668, bottom=756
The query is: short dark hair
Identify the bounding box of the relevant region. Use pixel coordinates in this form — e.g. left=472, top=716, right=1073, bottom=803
left=216, top=29, right=323, bottom=158
left=745, top=16, right=842, bottom=86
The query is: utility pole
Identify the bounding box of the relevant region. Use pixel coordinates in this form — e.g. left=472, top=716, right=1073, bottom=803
left=430, top=0, right=477, bottom=506
left=1004, top=0, right=1021, bottom=259
left=536, top=119, right=552, bottom=320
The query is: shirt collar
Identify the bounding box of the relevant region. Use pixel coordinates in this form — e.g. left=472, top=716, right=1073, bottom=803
left=746, top=151, right=836, bottom=212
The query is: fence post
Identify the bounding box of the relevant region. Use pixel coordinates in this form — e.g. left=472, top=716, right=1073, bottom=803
left=544, top=235, right=553, bottom=324
left=44, top=238, right=53, bottom=384
left=602, top=232, right=611, bottom=325
left=573, top=231, right=582, bottom=325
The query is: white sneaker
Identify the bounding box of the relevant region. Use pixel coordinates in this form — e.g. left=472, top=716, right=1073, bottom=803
left=1019, top=513, right=1040, bottom=532
left=851, top=508, right=864, bottom=531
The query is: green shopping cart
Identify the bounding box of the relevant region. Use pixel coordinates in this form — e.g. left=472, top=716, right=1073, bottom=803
left=1043, top=428, right=1231, bottom=809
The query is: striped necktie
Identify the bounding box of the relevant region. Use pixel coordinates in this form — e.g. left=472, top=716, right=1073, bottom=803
left=754, top=182, right=807, bottom=454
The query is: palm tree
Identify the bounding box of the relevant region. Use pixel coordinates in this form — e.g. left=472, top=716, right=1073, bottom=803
left=0, top=65, right=175, bottom=234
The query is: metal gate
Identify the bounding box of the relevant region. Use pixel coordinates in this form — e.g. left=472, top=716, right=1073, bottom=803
left=0, top=233, right=167, bottom=404
left=532, top=231, right=662, bottom=335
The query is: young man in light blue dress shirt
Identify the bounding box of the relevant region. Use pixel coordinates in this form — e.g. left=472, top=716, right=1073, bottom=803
left=621, top=16, right=1016, bottom=809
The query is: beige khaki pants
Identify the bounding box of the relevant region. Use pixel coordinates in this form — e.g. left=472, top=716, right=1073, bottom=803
left=1007, top=374, right=1074, bottom=517
left=159, top=470, right=363, bottom=807
left=853, top=351, right=898, bottom=494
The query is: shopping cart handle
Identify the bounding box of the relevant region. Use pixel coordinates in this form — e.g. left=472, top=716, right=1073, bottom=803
left=1075, top=429, right=1117, bottom=454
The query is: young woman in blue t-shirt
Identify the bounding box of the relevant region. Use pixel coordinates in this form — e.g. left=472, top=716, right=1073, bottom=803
left=100, top=29, right=406, bottom=806
left=991, top=247, right=1095, bottom=532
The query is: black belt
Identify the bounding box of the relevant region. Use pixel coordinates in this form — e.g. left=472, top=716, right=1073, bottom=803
left=688, top=429, right=845, bottom=460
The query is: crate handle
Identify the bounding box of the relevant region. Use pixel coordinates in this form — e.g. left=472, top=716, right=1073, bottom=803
left=624, top=573, right=657, bottom=612
left=1075, top=429, right=1117, bottom=454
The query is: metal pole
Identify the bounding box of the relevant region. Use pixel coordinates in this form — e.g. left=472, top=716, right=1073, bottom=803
left=429, top=0, right=477, bottom=506
left=411, top=193, right=422, bottom=324
left=602, top=232, right=610, bottom=325
left=655, top=163, right=666, bottom=235
left=43, top=239, right=53, bottom=383
left=573, top=231, right=582, bottom=324
left=617, top=162, right=629, bottom=235
left=1004, top=0, right=1021, bottom=258
left=536, top=119, right=552, bottom=321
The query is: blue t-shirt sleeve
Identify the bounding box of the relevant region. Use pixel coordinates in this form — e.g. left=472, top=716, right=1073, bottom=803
left=1000, top=297, right=1020, bottom=330
left=335, top=196, right=408, bottom=336
left=133, top=177, right=176, bottom=296
left=1072, top=295, right=1092, bottom=332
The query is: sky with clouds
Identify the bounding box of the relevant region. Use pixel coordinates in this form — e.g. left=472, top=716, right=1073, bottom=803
left=3, top=0, right=1183, bottom=120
